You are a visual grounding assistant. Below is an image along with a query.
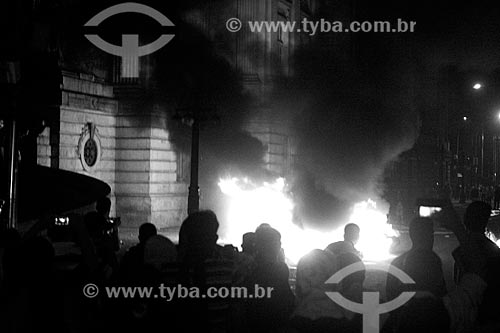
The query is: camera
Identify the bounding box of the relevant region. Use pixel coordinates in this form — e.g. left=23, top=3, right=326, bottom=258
left=419, top=206, right=442, bottom=217
left=416, top=198, right=448, bottom=218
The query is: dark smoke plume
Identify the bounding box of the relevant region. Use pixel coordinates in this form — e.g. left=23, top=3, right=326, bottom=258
left=273, top=34, right=420, bottom=229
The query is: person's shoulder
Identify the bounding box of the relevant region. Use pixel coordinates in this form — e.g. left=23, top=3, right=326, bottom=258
left=126, top=243, right=142, bottom=254
left=476, top=236, right=500, bottom=255
left=390, top=252, right=407, bottom=268
left=406, top=248, right=443, bottom=265
left=326, top=241, right=351, bottom=254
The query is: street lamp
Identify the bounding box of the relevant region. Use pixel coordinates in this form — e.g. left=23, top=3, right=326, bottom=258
left=473, top=83, right=483, bottom=90
left=174, top=106, right=218, bottom=215
left=457, top=116, right=468, bottom=155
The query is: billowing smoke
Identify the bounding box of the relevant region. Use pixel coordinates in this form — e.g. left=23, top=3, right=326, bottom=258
left=148, top=2, right=272, bottom=215
left=271, top=35, right=420, bottom=229
left=151, top=1, right=420, bottom=230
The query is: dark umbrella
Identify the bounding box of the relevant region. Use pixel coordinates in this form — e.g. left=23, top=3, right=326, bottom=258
left=16, top=165, right=111, bottom=221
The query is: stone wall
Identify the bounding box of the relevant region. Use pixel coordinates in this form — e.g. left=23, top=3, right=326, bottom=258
left=115, top=111, right=188, bottom=228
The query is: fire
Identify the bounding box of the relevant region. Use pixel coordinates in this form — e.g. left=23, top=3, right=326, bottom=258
left=218, top=177, right=395, bottom=264
left=349, top=199, right=397, bottom=262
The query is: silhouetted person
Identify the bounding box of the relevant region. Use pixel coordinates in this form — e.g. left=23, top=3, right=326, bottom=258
left=96, top=196, right=120, bottom=251
left=178, top=210, right=221, bottom=264
left=84, top=209, right=118, bottom=280
left=233, top=232, right=256, bottom=285
left=454, top=201, right=500, bottom=326
left=241, top=232, right=256, bottom=256
left=176, top=210, right=235, bottom=332
left=143, top=235, right=177, bottom=271
left=96, top=197, right=111, bottom=217
left=120, top=223, right=157, bottom=283
left=384, top=204, right=490, bottom=333
left=344, top=223, right=360, bottom=246
left=244, top=226, right=294, bottom=332
left=325, top=223, right=361, bottom=258
left=255, top=223, right=286, bottom=262
left=292, top=249, right=362, bottom=333
left=386, top=217, right=446, bottom=301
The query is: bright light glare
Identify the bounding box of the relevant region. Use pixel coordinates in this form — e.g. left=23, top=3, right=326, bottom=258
left=486, top=230, right=500, bottom=248
left=349, top=199, right=397, bottom=262
left=473, top=83, right=482, bottom=90
left=419, top=206, right=442, bottom=217
left=218, top=177, right=395, bottom=265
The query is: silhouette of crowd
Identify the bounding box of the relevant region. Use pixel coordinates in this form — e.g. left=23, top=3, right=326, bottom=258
left=1, top=198, right=500, bottom=332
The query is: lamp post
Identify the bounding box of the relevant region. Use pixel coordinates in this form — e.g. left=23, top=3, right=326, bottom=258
left=188, top=118, right=200, bottom=215
left=5, top=119, right=18, bottom=229
left=457, top=116, right=468, bottom=155
left=174, top=106, right=218, bottom=216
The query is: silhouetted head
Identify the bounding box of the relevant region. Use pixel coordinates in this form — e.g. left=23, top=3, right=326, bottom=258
left=144, top=235, right=177, bottom=271
left=344, top=223, right=360, bottom=245
left=178, top=210, right=219, bottom=262
left=139, top=223, right=157, bottom=244
left=255, top=223, right=271, bottom=232
left=96, top=197, right=111, bottom=216
left=295, top=249, right=336, bottom=300
left=409, top=217, right=434, bottom=250
left=255, top=226, right=282, bottom=263
left=242, top=232, right=256, bottom=255
left=464, top=201, right=491, bottom=232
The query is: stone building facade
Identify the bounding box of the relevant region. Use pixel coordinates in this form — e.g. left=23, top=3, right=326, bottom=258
left=36, top=70, right=187, bottom=228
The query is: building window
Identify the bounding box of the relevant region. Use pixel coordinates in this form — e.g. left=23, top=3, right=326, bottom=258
left=176, top=149, right=190, bottom=183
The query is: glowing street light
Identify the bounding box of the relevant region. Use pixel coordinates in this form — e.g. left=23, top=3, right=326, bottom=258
left=473, top=83, right=483, bottom=90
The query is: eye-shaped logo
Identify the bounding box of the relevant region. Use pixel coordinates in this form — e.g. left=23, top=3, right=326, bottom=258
left=84, top=2, right=175, bottom=78
left=325, top=262, right=416, bottom=333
